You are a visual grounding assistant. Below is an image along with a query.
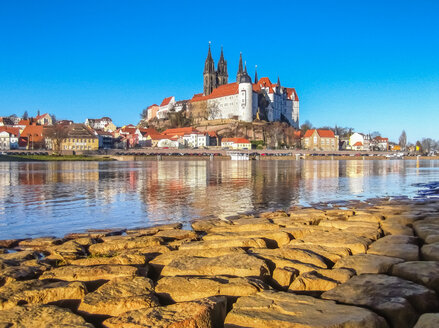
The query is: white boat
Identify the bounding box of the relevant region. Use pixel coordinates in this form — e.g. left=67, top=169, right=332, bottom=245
left=227, top=151, right=250, bottom=161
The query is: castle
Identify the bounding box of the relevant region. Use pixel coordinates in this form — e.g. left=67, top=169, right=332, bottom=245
left=149, top=44, right=299, bottom=128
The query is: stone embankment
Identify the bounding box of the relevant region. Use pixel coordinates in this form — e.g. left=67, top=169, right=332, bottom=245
left=1, top=199, right=439, bottom=327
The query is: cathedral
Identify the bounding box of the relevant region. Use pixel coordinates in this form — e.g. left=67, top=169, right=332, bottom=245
left=151, top=44, right=299, bottom=128
left=198, top=44, right=299, bottom=128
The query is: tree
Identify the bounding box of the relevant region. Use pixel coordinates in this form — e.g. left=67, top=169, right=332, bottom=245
left=47, top=124, right=69, bottom=153
left=300, top=120, right=313, bottom=134
left=421, top=138, right=433, bottom=154
left=207, top=101, right=221, bottom=120
left=140, top=107, right=148, bottom=120
left=415, top=141, right=423, bottom=153
left=50, top=114, right=57, bottom=124
left=23, top=110, right=29, bottom=120
left=370, top=131, right=381, bottom=138
left=399, top=130, right=407, bottom=150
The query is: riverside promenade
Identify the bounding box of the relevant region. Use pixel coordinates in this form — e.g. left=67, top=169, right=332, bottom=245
left=0, top=198, right=438, bottom=327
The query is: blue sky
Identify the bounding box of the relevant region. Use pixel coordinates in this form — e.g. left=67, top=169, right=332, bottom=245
left=0, top=0, right=438, bottom=142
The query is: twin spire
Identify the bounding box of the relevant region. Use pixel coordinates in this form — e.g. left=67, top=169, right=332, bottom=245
left=203, top=43, right=256, bottom=95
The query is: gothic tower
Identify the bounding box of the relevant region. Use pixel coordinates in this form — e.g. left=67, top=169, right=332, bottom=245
left=236, top=53, right=244, bottom=83
left=203, top=43, right=217, bottom=96
left=216, top=46, right=228, bottom=87
left=254, top=65, right=258, bottom=84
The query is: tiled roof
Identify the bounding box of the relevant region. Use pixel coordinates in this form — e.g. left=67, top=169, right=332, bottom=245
left=190, top=83, right=239, bottom=103
left=222, top=137, right=250, bottom=144
left=160, top=97, right=173, bottom=107
left=139, top=128, right=161, bottom=137
left=0, top=126, right=20, bottom=136
left=18, top=119, right=30, bottom=126
left=303, top=129, right=336, bottom=138
left=20, top=125, right=44, bottom=142
left=35, top=113, right=49, bottom=120
left=163, top=127, right=199, bottom=136
left=286, top=87, right=299, bottom=101
left=353, top=141, right=363, bottom=146
left=147, top=104, right=159, bottom=109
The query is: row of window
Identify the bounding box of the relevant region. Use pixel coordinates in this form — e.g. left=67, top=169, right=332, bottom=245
left=66, top=138, right=95, bottom=143
left=64, top=145, right=94, bottom=150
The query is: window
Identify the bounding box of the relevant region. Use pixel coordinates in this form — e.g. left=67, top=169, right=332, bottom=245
left=313, top=136, right=317, bottom=144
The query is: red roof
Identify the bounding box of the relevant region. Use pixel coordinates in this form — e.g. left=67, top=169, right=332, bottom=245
left=353, top=141, right=363, bottom=146
left=160, top=97, right=173, bottom=107
left=190, top=83, right=239, bottom=103
left=222, top=137, right=250, bottom=144
left=0, top=126, right=20, bottom=136
left=286, top=88, right=299, bottom=101
left=20, top=125, right=44, bottom=142
left=35, top=113, right=50, bottom=121
left=375, top=136, right=388, bottom=142
left=139, top=128, right=161, bottom=137
left=303, top=129, right=336, bottom=138
left=162, top=127, right=200, bottom=136
left=18, top=119, right=30, bottom=126
left=147, top=104, right=159, bottom=109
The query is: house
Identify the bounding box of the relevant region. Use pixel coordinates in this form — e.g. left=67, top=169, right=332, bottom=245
left=372, top=136, right=389, bottom=151
left=221, top=138, right=251, bottom=150
left=146, top=104, right=159, bottom=121
left=162, top=127, right=209, bottom=148
left=138, top=128, right=161, bottom=147
left=94, top=130, right=115, bottom=149
left=146, top=134, right=180, bottom=148
left=35, top=113, right=53, bottom=126
left=44, top=124, right=98, bottom=151
left=302, top=129, right=338, bottom=151
left=156, top=96, right=176, bottom=120
left=0, top=127, right=20, bottom=150
left=0, top=117, right=14, bottom=126
left=19, top=124, right=44, bottom=149
left=85, top=117, right=116, bottom=132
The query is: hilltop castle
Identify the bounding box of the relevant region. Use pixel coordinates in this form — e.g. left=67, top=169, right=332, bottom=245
left=148, top=44, right=299, bottom=128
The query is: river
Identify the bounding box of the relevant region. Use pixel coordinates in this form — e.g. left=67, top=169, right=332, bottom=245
left=1, top=159, right=438, bottom=239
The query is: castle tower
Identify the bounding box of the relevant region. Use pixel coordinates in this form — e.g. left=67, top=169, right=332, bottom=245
left=203, top=43, right=217, bottom=96
left=254, top=65, right=258, bottom=84
left=236, top=53, right=244, bottom=83
left=216, top=46, right=228, bottom=87
left=238, top=62, right=253, bottom=122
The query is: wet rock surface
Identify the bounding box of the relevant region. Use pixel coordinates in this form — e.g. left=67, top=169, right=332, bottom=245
left=0, top=198, right=438, bottom=327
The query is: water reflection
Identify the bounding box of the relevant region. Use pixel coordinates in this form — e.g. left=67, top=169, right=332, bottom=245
left=0, top=159, right=438, bottom=239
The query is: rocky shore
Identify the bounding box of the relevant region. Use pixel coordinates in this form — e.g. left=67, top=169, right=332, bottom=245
left=1, top=198, right=439, bottom=327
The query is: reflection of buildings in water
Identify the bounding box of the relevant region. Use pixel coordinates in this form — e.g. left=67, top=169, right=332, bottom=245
left=300, top=161, right=340, bottom=200
left=345, top=160, right=367, bottom=195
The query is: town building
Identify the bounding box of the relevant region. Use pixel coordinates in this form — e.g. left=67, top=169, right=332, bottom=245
left=19, top=124, right=44, bottom=149
left=94, top=130, right=115, bottom=149
left=35, top=113, right=53, bottom=126
left=372, top=136, right=389, bottom=151
left=221, top=137, right=251, bottom=150
left=85, top=117, right=116, bottom=132
left=348, top=132, right=371, bottom=151
left=156, top=97, right=176, bottom=120
left=45, top=124, right=99, bottom=151
left=162, top=127, right=210, bottom=148
left=302, top=129, right=338, bottom=151
left=0, top=127, right=20, bottom=150
left=146, top=104, right=159, bottom=121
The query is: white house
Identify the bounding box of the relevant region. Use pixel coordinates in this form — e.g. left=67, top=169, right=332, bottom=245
left=157, top=96, right=176, bottom=120
left=0, top=127, right=20, bottom=150
left=221, top=138, right=251, bottom=150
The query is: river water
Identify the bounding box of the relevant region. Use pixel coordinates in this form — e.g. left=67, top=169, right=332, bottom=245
left=0, top=159, right=438, bottom=239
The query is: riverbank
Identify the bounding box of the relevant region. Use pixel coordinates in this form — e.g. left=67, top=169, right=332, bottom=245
left=0, top=154, right=115, bottom=162
left=1, top=198, right=438, bottom=327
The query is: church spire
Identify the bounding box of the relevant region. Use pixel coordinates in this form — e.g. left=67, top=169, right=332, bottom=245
left=277, top=76, right=281, bottom=86
left=254, top=65, right=258, bottom=84
left=203, top=42, right=216, bottom=96
left=217, top=45, right=228, bottom=86
left=236, top=52, right=244, bottom=83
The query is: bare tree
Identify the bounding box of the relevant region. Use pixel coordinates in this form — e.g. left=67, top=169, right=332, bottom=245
left=207, top=101, right=221, bottom=120
left=300, top=120, right=313, bottom=134
left=22, top=110, right=29, bottom=120
left=421, top=138, right=433, bottom=154
left=399, top=130, right=407, bottom=150
left=47, top=124, right=69, bottom=152
left=370, top=131, right=381, bottom=138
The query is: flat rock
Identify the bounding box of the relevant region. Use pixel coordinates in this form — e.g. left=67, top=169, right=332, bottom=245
left=391, top=261, right=439, bottom=293
left=248, top=246, right=328, bottom=268
left=319, top=220, right=379, bottom=230
left=0, top=279, right=86, bottom=310
left=413, top=220, right=439, bottom=241
left=372, top=235, right=419, bottom=245
left=149, top=247, right=246, bottom=271
left=103, top=296, right=227, bottom=328
left=292, top=231, right=371, bottom=254
left=367, top=241, right=419, bottom=261
left=18, top=237, right=62, bottom=249
left=69, top=253, right=147, bottom=266
left=126, top=223, right=183, bottom=236
left=88, top=236, right=163, bottom=256
left=286, top=243, right=351, bottom=264
left=421, top=242, right=439, bottom=261
left=348, top=214, right=384, bottom=223
left=202, top=230, right=291, bottom=247
left=178, top=238, right=268, bottom=250
left=414, top=313, right=439, bottom=328
left=65, top=228, right=124, bottom=239
left=191, top=219, right=231, bottom=233
left=271, top=267, right=298, bottom=290
left=224, top=290, right=388, bottom=328
left=45, top=240, right=87, bottom=260
left=39, top=264, right=139, bottom=282
left=333, top=253, right=404, bottom=274
left=78, top=276, right=159, bottom=317
left=288, top=271, right=340, bottom=294
left=0, top=251, right=40, bottom=262
left=156, top=275, right=268, bottom=302
left=0, top=264, right=42, bottom=286
left=0, top=304, right=94, bottom=327
left=154, top=229, right=198, bottom=241
left=381, top=221, right=414, bottom=236
left=0, top=239, right=24, bottom=248
left=425, top=234, right=439, bottom=243
left=160, top=254, right=270, bottom=279
left=322, top=274, right=439, bottom=328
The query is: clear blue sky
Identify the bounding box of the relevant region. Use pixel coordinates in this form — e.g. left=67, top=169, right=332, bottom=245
left=0, top=0, right=438, bottom=143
